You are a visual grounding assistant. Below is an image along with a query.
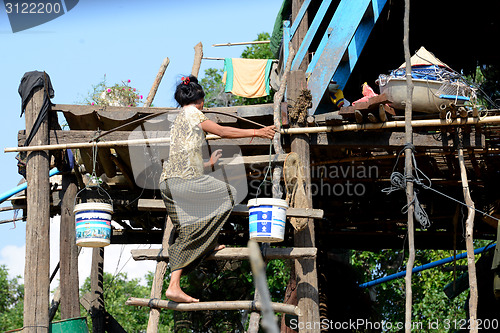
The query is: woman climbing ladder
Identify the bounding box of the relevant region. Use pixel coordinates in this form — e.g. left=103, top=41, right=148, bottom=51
left=159, top=75, right=276, bottom=303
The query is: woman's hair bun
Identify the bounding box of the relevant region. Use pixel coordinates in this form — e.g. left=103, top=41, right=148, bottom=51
left=174, top=75, right=204, bottom=106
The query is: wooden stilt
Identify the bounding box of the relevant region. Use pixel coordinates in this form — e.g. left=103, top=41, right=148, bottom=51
left=458, top=140, right=478, bottom=332
left=146, top=217, right=175, bottom=333
left=402, top=1, right=416, bottom=331
left=23, top=85, right=51, bottom=333
left=60, top=174, right=80, bottom=319
left=91, top=247, right=105, bottom=333
left=288, top=69, right=319, bottom=333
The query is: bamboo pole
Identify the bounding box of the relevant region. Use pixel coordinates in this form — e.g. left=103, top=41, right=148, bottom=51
left=126, top=298, right=300, bottom=316
left=248, top=241, right=279, bottom=333
left=212, top=40, right=270, bottom=47
left=458, top=141, right=478, bottom=332
left=146, top=217, right=174, bottom=333
left=272, top=45, right=295, bottom=199
left=403, top=1, right=415, bottom=332
left=144, top=57, right=170, bottom=108
left=280, top=116, right=500, bottom=134
left=6, top=116, right=500, bottom=153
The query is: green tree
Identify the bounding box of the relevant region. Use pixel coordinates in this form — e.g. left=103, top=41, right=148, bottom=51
left=353, top=248, right=471, bottom=332
left=0, top=265, right=24, bottom=332
left=241, top=32, right=274, bottom=60
left=80, top=272, right=174, bottom=332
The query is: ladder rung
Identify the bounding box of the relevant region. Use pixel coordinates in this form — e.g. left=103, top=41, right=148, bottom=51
left=131, top=247, right=317, bottom=262
left=126, top=297, right=300, bottom=316
left=218, top=153, right=287, bottom=166
left=137, top=199, right=324, bottom=219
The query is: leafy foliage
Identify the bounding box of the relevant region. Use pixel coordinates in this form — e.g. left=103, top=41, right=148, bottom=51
left=240, top=32, right=274, bottom=60
left=80, top=272, right=174, bottom=332
left=200, top=68, right=240, bottom=108
left=0, top=265, right=24, bottom=332
left=352, top=248, right=470, bottom=331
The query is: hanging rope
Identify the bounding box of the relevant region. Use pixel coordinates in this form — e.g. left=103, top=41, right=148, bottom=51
left=383, top=144, right=499, bottom=228
left=382, top=143, right=431, bottom=229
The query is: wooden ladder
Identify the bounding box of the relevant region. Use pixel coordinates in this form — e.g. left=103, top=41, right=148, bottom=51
left=126, top=198, right=323, bottom=332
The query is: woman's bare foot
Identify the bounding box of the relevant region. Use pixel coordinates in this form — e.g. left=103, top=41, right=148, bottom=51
left=214, top=244, right=226, bottom=251
left=165, top=287, right=199, bottom=303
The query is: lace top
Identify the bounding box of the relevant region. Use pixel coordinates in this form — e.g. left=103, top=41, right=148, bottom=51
left=160, top=105, right=209, bottom=181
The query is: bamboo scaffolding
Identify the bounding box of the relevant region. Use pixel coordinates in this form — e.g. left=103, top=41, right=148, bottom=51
left=125, top=298, right=300, bottom=316
left=6, top=116, right=500, bottom=153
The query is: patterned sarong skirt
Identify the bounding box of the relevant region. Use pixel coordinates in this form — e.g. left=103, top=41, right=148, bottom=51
left=160, top=175, right=236, bottom=272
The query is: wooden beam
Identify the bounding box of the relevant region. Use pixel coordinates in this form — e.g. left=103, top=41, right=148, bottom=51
left=126, top=298, right=300, bottom=316
left=136, top=199, right=324, bottom=219
left=59, top=174, right=80, bottom=319
left=23, top=86, right=51, bottom=333
left=131, top=247, right=317, bottom=261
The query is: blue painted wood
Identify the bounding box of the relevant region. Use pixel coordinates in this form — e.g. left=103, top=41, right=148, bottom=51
left=283, top=20, right=291, bottom=67
left=291, top=0, right=333, bottom=71
left=290, top=0, right=312, bottom=38
left=331, top=0, right=387, bottom=90
left=307, top=0, right=372, bottom=114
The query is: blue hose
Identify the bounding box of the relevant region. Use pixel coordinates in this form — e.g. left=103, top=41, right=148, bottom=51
left=0, top=168, right=60, bottom=204
left=358, top=243, right=497, bottom=288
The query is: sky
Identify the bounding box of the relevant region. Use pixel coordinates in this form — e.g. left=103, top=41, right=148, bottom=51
left=0, top=0, right=283, bottom=287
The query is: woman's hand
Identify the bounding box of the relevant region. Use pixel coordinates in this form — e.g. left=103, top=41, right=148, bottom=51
left=209, top=149, right=223, bottom=165
left=255, top=125, right=278, bottom=139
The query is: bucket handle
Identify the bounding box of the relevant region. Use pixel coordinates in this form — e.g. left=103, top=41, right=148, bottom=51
left=74, top=185, right=113, bottom=211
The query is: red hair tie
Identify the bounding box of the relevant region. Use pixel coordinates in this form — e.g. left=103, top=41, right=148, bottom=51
left=181, top=76, right=190, bottom=85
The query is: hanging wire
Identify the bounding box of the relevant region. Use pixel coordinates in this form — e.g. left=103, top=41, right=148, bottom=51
left=383, top=144, right=499, bottom=229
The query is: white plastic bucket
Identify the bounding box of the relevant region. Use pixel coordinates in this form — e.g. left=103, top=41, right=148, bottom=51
left=247, top=198, right=288, bottom=242
left=74, top=203, right=113, bottom=247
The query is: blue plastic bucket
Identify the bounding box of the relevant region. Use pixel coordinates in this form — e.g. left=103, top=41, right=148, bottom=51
left=247, top=198, right=288, bottom=242
left=74, top=202, right=113, bottom=247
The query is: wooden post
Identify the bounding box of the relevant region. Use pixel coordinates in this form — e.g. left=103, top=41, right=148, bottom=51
left=288, top=1, right=319, bottom=331
left=191, top=42, right=203, bottom=78
left=146, top=217, right=175, bottom=333
left=23, top=86, right=51, bottom=333
left=289, top=71, right=320, bottom=331
left=91, top=247, right=105, bottom=333
left=403, top=1, right=416, bottom=331
left=60, top=174, right=80, bottom=319
left=144, top=57, right=170, bottom=108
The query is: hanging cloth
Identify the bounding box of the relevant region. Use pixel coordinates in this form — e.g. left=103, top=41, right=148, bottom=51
left=16, top=71, right=55, bottom=177
left=18, top=71, right=54, bottom=146
left=223, top=58, right=273, bottom=98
